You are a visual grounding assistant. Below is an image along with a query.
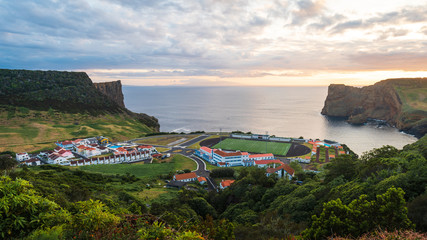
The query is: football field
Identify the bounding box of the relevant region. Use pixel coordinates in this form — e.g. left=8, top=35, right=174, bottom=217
left=213, top=138, right=291, bottom=156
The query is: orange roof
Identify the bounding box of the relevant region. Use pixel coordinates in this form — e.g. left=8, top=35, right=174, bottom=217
left=200, top=146, right=212, bottom=153
left=338, top=146, right=343, bottom=149
left=175, top=172, right=197, bottom=181
left=266, top=164, right=295, bottom=176
left=197, top=177, right=207, bottom=182
left=329, top=155, right=336, bottom=158
left=214, top=149, right=243, bottom=157
left=305, top=156, right=311, bottom=159
left=249, top=153, right=274, bottom=159
left=254, top=159, right=283, bottom=165
left=77, top=145, right=87, bottom=149
left=218, top=162, right=226, bottom=165
left=220, top=180, right=235, bottom=188
left=339, top=151, right=346, bottom=154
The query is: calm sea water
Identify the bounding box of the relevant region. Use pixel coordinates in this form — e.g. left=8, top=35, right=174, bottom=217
left=123, top=86, right=417, bottom=155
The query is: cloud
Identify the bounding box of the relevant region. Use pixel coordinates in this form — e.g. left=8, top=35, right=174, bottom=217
left=0, top=0, right=426, bottom=84
left=291, top=0, right=325, bottom=25
left=329, top=5, right=427, bottom=34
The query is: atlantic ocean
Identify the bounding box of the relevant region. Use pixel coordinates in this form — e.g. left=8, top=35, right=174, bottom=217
left=123, top=86, right=417, bottom=154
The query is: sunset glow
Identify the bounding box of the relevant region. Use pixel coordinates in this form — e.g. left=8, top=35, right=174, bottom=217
left=1, top=0, right=427, bottom=86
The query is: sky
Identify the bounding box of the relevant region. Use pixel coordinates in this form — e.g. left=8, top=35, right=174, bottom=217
left=1, top=0, right=427, bottom=86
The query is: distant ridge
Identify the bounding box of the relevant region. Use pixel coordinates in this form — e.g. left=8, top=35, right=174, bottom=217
left=322, top=78, right=427, bottom=138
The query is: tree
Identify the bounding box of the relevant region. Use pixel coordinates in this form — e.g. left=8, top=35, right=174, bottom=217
left=324, top=154, right=358, bottom=183
left=0, top=177, right=70, bottom=239
left=302, top=187, right=413, bottom=239
left=0, top=154, right=18, bottom=172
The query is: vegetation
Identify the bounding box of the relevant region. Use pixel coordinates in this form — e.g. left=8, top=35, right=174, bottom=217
left=0, top=106, right=155, bottom=152
left=213, top=138, right=291, bottom=156
left=80, top=154, right=196, bottom=180
left=1, top=135, right=427, bottom=239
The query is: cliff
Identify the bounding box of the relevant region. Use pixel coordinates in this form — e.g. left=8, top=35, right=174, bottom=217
left=0, top=69, right=159, bottom=131
left=322, top=78, right=427, bottom=138
left=94, top=80, right=125, bottom=108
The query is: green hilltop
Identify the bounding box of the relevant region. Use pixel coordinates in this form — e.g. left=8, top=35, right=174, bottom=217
left=0, top=69, right=159, bottom=152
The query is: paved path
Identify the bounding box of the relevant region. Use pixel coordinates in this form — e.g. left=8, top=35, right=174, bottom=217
left=128, top=137, right=217, bottom=190
left=163, top=147, right=217, bottom=190
left=177, top=135, right=210, bottom=147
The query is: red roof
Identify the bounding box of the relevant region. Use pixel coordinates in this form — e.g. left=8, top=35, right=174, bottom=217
left=77, top=145, right=87, bottom=149
left=175, top=172, right=197, bottom=181
left=54, top=146, right=63, bottom=151
left=254, top=159, right=283, bottom=165
left=214, top=149, right=243, bottom=157
left=24, top=158, right=39, bottom=163
left=200, top=146, right=212, bottom=153
left=217, top=162, right=226, bottom=166
left=197, top=177, right=207, bottom=182
left=220, top=180, right=235, bottom=188
left=138, top=145, right=153, bottom=149
left=86, top=148, right=96, bottom=151
left=58, top=149, right=67, bottom=154
left=266, top=164, right=295, bottom=176
left=249, top=153, right=274, bottom=159
left=62, top=140, right=73, bottom=145
left=17, top=152, right=28, bottom=155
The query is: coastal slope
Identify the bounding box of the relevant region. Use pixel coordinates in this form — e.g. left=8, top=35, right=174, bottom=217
left=321, top=78, right=427, bottom=137
left=0, top=69, right=159, bottom=152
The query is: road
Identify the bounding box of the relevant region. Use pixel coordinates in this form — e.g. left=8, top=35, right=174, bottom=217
left=162, top=147, right=217, bottom=190
left=128, top=136, right=217, bottom=190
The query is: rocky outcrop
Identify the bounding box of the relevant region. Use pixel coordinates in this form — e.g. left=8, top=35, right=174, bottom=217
left=94, top=80, right=125, bottom=108
left=322, top=79, right=427, bottom=138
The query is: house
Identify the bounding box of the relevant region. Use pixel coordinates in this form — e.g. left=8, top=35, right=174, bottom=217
left=197, top=176, right=207, bottom=184
left=83, top=148, right=101, bottom=158
left=138, top=145, right=156, bottom=154
left=81, top=137, right=99, bottom=146
left=114, top=147, right=128, bottom=155
left=96, top=136, right=110, bottom=145
left=55, top=140, right=74, bottom=150
left=254, top=159, right=283, bottom=168
left=16, top=152, right=30, bottom=162
left=47, top=153, right=69, bottom=165
left=173, top=172, right=198, bottom=182
left=266, top=164, right=295, bottom=180
left=22, top=158, right=41, bottom=166
left=219, top=179, right=235, bottom=189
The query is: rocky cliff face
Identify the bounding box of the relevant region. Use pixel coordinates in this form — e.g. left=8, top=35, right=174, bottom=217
left=322, top=79, right=427, bottom=138
left=94, top=80, right=125, bottom=108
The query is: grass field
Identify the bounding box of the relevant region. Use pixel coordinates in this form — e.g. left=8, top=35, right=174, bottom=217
left=213, top=138, right=291, bottom=156
left=79, top=154, right=196, bottom=180
left=0, top=107, right=154, bottom=152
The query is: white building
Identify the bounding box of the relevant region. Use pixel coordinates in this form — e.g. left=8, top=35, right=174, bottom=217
left=16, top=152, right=30, bottom=162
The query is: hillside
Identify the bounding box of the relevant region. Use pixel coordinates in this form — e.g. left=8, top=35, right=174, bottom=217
left=0, top=69, right=159, bottom=152
left=321, top=78, right=427, bottom=137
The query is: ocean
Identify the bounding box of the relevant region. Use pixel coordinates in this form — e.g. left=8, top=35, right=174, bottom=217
left=123, top=86, right=417, bottom=155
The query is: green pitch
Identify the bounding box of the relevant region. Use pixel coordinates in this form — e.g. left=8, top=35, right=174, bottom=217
left=213, top=138, right=291, bottom=156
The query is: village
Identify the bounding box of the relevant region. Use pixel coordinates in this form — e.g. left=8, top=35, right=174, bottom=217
left=15, top=136, right=161, bottom=167
left=14, top=133, right=348, bottom=191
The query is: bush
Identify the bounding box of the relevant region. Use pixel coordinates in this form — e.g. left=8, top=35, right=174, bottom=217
left=210, top=168, right=235, bottom=178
